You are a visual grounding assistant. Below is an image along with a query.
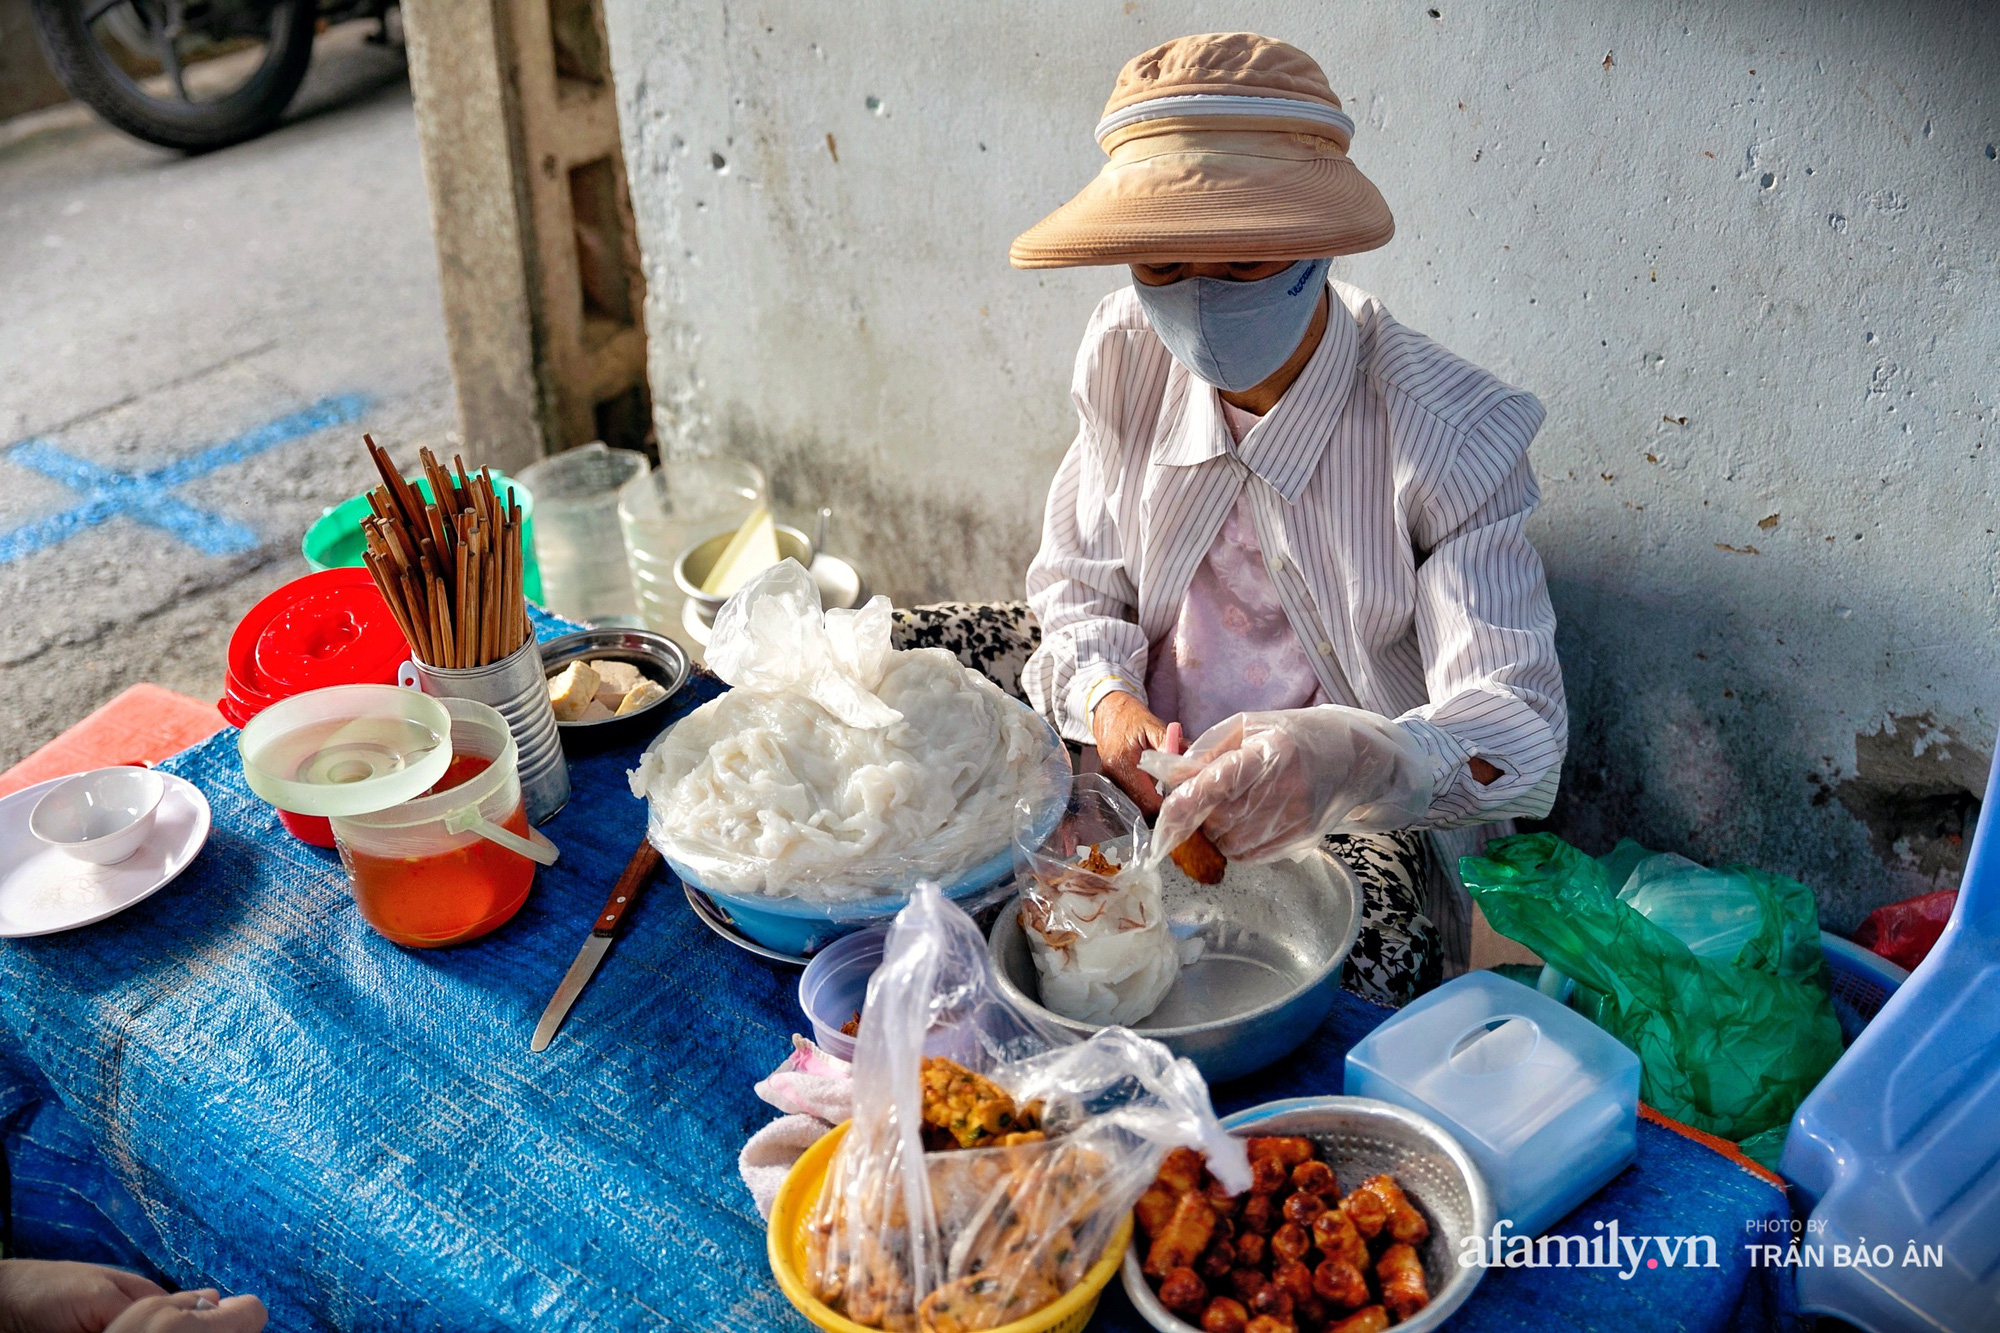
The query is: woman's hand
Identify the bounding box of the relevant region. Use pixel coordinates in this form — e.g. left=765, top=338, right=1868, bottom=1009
left=103, top=1293, right=266, bottom=1333
left=1150, top=707, right=1435, bottom=862
left=1090, top=690, right=1171, bottom=816
left=0, top=1260, right=165, bottom=1333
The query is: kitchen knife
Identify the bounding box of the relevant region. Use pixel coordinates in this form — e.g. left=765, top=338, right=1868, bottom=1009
left=531, top=840, right=662, bottom=1052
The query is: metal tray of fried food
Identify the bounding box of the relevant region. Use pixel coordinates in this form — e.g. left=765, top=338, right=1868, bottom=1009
left=1123, top=1096, right=1494, bottom=1333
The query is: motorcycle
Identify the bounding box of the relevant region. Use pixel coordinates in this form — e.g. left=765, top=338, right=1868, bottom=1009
left=30, top=0, right=397, bottom=153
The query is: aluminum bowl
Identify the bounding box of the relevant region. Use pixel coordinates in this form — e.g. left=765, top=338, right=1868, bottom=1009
left=539, top=629, right=691, bottom=753
left=1123, top=1096, right=1495, bottom=1333
left=988, top=848, right=1360, bottom=1084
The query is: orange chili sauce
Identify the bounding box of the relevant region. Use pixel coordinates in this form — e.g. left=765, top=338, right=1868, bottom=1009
left=343, top=754, right=535, bottom=948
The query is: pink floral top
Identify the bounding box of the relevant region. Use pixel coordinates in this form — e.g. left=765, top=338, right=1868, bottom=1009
left=1143, top=401, right=1327, bottom=742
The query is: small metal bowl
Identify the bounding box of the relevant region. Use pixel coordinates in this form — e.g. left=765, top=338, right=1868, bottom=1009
left=988, top=848, right=1361, bottom=1084
left=1123, top=1096, right=1495, bottom=1333
left=539, top=629, right=691, bottom=753
left=672, top=524, right=814, bottom=631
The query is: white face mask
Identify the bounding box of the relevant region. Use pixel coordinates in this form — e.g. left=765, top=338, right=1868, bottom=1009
left=1130, top=258, right=1328, bottom=392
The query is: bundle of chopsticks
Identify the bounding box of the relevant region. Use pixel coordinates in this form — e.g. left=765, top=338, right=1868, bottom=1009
left=358, top=434, right=529, bottom=670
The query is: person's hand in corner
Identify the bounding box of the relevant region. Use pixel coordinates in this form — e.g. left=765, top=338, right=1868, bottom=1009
left=0, top=1260, right=164, bottom=1333
left=0, top=1260, right=264, bottom=1333
left=103, top=1292, right=266, bottom=1333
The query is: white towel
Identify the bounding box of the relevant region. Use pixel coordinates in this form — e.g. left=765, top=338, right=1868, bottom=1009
left=739, top=1035, right=854, bottom=1218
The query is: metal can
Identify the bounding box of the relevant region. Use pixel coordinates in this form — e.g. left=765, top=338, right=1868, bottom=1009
left=400, top=636, right=570, bottom=824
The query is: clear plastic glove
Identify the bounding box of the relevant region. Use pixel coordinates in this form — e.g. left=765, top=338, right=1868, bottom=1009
left=1141, top=706, right=1434, bottom=863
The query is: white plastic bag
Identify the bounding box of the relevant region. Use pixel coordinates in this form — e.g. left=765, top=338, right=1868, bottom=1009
left=1012, top=775, right=1190, bottom=1027
left=630, top=561, right=1067, bottom=900
left=806, top=885, right=1247, bottom=1331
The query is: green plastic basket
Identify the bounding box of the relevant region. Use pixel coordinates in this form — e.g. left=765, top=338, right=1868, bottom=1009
left=302, top=471, right=543, bottom=603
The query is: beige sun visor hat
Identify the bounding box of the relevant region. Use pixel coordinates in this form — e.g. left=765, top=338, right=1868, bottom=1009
left=1009, top=32, right=1395, bottom=269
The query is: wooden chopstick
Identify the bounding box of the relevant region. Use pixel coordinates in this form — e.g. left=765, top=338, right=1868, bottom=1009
left=355, top=439, right=532, bottom=670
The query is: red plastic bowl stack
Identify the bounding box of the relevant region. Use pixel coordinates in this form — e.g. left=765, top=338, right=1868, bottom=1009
left=220, top=568, right=412, bottom=846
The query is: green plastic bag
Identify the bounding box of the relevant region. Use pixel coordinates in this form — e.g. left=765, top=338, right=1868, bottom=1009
left=1461, top=833, right=1844, bottom=1145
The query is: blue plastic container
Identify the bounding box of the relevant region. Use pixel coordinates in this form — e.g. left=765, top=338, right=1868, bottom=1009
left=1780, top=749, right=2000, bottom=1333
left=674, top=836, right=1037, bottom=958
left=669, top=770, right=1069, bottom=958
left=1346, top=970, right=1640, bottom=1238
left=662, top=714, right=1072, bottom=958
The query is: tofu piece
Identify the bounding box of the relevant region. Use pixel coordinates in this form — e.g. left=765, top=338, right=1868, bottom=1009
left=547, top=660, right=601, bottom=720
left=591, top=659, right=643, bottom=694
left=616, top=678, right=667, bottom=716
left=578, top=699, right=616, bottom=722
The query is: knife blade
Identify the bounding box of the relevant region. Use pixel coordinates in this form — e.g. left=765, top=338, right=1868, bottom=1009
left=532, top=840, right=662, bottom=1052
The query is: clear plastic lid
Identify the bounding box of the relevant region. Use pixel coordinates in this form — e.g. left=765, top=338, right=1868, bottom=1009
left=238, top=684, right=453, bottom=818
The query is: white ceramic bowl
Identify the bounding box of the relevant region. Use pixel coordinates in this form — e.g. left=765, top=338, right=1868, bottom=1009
left=28, top=767, right=166, bottom=865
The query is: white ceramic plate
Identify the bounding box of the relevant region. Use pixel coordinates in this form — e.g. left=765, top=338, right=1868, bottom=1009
left=0, top=773, right=212, bottom=937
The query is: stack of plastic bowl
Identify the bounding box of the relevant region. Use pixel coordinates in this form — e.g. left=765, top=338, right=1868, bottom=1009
left=302, top=470, right=544, bottom=603
left=220, top=568, right=413, bottom=846
left=515, top=443, right=650, bottom=625
left=237, top=684, right=558, bottom=948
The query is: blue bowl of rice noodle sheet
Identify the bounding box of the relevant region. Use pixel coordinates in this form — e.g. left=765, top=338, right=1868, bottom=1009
left=660, top=710, right=1071, bottom=958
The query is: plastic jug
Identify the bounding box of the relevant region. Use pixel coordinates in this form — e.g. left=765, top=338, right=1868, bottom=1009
left=238, top=685, right=558, bottom=947
left=1345, top=970, right=1640, bottom=1237
left=617, top=457, right=765, bottom=652
left=1780, top=745, right=2000, bottom=1333
left=515, top=443, right=650, bottom=624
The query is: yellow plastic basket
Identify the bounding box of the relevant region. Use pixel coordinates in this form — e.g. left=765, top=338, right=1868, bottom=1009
left=768, top=1122, right=1133, bottom=1333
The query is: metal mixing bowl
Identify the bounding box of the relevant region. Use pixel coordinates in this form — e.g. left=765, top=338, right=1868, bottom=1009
left=988, top=848, right=1360, bottom=1084
left=1123, top=1096, right=1495, bottom=1333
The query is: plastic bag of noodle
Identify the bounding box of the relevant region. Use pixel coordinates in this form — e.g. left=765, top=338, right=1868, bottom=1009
left=1011, top=773, right=1193, bottom=1027
left=804, top=884, right=1247, bottom=1332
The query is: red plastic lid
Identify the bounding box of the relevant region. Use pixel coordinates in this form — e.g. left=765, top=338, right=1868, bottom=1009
left=220, top=569, right=410, bottom=726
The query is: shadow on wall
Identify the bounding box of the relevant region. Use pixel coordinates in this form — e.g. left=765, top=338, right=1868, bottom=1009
left=1541, top=570, right=1986, bottom=934
left=718, top=411, right=1042, bottom=609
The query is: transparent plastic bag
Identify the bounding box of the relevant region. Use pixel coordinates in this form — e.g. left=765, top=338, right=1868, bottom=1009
left=1010, top=775, right=1190, bottom=1027
left=805, top=884, right=1248, bottom=1332
left=630, top=561, right=1068, bottom=900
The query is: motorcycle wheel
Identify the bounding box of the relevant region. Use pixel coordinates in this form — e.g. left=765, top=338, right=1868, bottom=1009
left=30, top=0, right=319, bottom=153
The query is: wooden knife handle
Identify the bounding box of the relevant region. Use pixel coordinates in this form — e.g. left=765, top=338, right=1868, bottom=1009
left=595, top=841, right=663, bottom=936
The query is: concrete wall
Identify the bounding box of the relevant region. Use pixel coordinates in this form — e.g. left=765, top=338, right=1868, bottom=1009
left=601, top=0, right=2000, bottom=926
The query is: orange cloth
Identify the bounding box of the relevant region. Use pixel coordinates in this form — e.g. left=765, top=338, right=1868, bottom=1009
left=0, top=684, right=226, bottom=800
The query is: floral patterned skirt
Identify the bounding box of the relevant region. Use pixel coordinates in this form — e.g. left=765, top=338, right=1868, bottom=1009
left=891, top=600, right=1441, bottom=1010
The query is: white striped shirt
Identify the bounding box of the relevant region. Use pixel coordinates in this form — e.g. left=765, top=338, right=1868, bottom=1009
left=1021, top=278, right=1566, bottom=829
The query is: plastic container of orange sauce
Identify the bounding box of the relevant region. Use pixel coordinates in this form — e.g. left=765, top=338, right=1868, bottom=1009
left=238, top=685, right=558, bottom=947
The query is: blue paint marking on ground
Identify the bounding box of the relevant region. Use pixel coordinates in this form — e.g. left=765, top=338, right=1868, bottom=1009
left=0, top=395, right=371, bottom=566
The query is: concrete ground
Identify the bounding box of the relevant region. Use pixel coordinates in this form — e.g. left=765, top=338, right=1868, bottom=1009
left=0, top=23, right=455, bottom=769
